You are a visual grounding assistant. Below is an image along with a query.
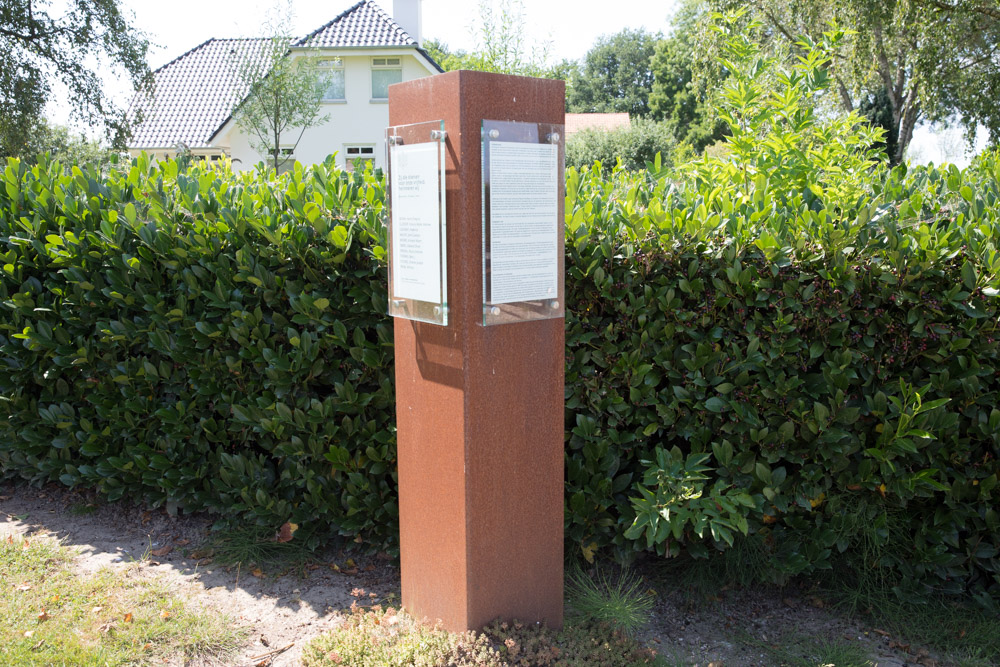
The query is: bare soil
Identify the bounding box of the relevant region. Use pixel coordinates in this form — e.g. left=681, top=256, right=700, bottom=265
left=0, top=481, right=930, bottom=666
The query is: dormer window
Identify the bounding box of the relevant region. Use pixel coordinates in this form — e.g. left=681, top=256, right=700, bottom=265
left=317, top=58, right=346, bottom=101
left=371, top=57, right=402, bottom=100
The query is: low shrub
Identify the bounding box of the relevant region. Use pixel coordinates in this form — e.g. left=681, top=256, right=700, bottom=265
left=300, top=604, right=662, bottom=666
left=565, top=118, right=677, bottom=172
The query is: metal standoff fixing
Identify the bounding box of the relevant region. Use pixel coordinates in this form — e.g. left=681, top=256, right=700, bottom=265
left=433, top=306, right=442, bottom=316
left=489, top=306, right=501, bottom=316
left=392, top=299, right=406, bottom=307
left=547, top=132, right=560, bottom=143
left=388, top=135, right=403, bottom=145
left=549, top=300, right=560, bottom=309
left=430, top=130, right=447, bottom=141
left=488, top=129, right=500, bottom=139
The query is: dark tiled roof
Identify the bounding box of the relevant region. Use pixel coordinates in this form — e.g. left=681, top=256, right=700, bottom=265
left=296, top=0, right=415, bottom=48
left=129, top=38, right=268, bottom=148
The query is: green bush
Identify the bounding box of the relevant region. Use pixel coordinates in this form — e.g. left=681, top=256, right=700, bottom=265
left=0, top=155, right=398, bottom=547
left=562, top=15, right=1000, bottom=599
left=565, top=118, right=677, bottom=172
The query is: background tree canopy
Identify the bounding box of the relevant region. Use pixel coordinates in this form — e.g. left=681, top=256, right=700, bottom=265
left=566, top=28, right=661, bottom=117
left=0, top=0, right=151, bottom=157
left=711, top=0, right=1000, bottom=164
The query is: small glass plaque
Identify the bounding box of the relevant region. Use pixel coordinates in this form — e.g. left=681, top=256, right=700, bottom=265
left=481, top=119, right=565, bottom=326
left=386, top=120, right=448, bottom=326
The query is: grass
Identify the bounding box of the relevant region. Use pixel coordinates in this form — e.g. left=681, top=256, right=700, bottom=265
left=736, top=632, right=875, bottom=667
left=565, top=566, right=656, bottom=636
left=205, top=524, right=316, bottom=574
left=0, top=533, right=245, bottom=665
left=831, top=590, right=1000, bottom=667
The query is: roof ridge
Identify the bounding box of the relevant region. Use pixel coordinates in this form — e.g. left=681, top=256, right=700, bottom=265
left=365, top=0, right=413, bottom=42
left=150, top=38, right=216, bottom=76
left=294, top=0, right=366, bottom=47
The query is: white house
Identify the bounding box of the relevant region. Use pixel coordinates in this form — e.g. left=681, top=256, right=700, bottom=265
left=127, top=0, right=441, bottom=171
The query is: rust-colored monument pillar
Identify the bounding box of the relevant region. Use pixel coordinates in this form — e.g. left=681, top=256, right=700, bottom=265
left=389, top=71, right=565, bottom=631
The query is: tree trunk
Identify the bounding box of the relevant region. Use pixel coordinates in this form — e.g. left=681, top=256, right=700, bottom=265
left=895, top=80, right=921, bottom=164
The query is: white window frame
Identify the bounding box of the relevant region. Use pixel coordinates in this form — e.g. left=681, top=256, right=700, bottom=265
left=317, top=57, right=346, bottom=102
left=343, top=144, right=376, bottom=171
left=370, top=56, right=402, bottom=101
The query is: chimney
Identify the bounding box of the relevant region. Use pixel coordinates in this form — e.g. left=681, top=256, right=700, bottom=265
left=393, top=0, right=422, bottom=46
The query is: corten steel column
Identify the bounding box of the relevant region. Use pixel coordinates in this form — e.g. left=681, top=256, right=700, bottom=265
left=389, top=70, right=565, bottom=631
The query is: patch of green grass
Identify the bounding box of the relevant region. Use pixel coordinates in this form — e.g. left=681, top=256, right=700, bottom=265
left=736, top=631, right=875, bottom=667
left=565, top=566, right=656, bottom=636
left=205, top=524, right=315, bottom=573
left=0, top=533, right=245, bottom=665
left=67, top=502, right=98, bottom=516
left=833, top=591, right=1000, bottom=666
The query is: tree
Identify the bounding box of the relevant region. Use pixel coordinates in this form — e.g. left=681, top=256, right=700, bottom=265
left=711, top=0, right=1000, bottom=164
left=422, top=38, right=483, bottom=72
left=471, top=0, right=552, bottom=76
left=231, top=6, right=330, bottom=173
left=649, top=0, right=728, bottom=152
left=0, top=0, right=150, bottom=157
left=567, top=29, right=661, bottom=118
left=21, top=120, right=121, bottom=172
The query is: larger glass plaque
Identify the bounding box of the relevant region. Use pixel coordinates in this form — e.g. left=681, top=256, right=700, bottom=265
left=481, top=119, right=565, bottom=326
left=386, top=120, right=448, bottom=326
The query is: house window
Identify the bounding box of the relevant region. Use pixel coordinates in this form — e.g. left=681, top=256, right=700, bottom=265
left=317, top=58, right=346, bottom=101
left=344, top=144, right=375, bottom=172
left=371, top=57, right=402, bottom=100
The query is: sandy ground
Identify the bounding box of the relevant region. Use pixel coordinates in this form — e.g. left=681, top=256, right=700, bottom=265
left=0, top=480, right=925, bottom=667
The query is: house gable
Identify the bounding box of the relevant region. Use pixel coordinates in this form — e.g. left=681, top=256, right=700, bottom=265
left=128, top=0, right=441, bottom=156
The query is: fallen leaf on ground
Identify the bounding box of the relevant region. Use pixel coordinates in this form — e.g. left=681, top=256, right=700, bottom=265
left=364, top=564, right=376, bottom=572
left=141, top=511, right=152, bottom=525
left=124, top=612, right=133, bottom=623
left=99, top=622, right=115, bottom=634
left=260, top=634, right=270, bottom=647
left=15, top=583, right=32, bottom=591
left=37, top=610, right=49, bottom=622
left=329, top=563, right=341, bottom=572
left=874, top=628, right=890, bottom=637
left=809, top=597, right=824, bottom=608
left=345, top=558, right=356, bottom=569
left=91, top=606, right=103, bottom=614
left=251, top=567, right=264, bottom=578
left=160, top=610, right=171, bottom=620
left=150, top=545, right=172, bottom=557
left=174, top=539, right=190, bottom=547
left=276, top=522, right=298, bottom=543
left=23, top=630, right=34, bottom=638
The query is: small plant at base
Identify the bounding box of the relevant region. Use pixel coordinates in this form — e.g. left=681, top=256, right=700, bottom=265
left=565, top=567, right=656, bottom=636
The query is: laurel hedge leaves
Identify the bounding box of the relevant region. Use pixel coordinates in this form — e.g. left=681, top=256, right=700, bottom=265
left=0, top=156, right=399, bottom=547
left=2, top=144, right=999, bottom=597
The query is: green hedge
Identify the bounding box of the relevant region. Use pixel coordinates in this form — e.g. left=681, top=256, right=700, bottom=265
left=2, top=150, right=998, bottom=599
left=1, top=156, right=398, bottom=547
left=563, top=156, right=1000, bottom=597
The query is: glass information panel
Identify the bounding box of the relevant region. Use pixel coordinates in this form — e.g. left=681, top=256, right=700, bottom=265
left=386, top=120, right=448, bottom=326
left=481, top=119, right=565, bottom=326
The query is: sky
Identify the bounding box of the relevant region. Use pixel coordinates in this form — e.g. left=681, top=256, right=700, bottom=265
left=46, top=0, right=987, bottom=166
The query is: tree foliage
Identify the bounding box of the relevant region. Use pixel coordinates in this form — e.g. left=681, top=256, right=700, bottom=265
left=711, top=0, right=1000, bottom=164
left=567, top=29, right=660, bottom=117
left=648, top=0, right=729, bottom=152
left=231, top=7, right=329, bottom=173
left=0, top=0, right=151, bottom=156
